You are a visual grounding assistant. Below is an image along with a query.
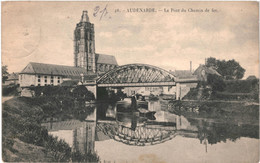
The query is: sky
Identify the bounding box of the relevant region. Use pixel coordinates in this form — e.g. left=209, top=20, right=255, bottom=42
left=2, top=2, right=259, bottom=78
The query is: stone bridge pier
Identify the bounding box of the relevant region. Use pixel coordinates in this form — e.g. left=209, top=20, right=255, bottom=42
left=84, top=82, right=97, bottom=99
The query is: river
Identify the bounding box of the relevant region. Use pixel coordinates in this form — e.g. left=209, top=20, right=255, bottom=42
left=41, top=99, right=259, bottom=162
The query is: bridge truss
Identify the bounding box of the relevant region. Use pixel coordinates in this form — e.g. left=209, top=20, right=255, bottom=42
left=97, top=64, right=176, bottom=87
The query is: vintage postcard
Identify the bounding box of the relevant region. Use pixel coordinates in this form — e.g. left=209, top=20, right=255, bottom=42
left=2, top=1, right=259, bottom=162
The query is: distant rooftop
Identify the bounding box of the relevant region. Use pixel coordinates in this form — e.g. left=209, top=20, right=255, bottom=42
left=20, top=62, right=90, bottom=77
left=170, top=70, right=197, bottom=79
left=6, top=72, right=19, bottom=81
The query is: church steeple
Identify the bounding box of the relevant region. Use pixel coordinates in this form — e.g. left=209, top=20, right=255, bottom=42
left=81, top=11, right=89, bottom=22
left=74, top=11, right=96, bottom=72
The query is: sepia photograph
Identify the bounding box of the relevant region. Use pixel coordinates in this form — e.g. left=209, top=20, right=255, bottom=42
left=1, top=1, right=259, bottom=162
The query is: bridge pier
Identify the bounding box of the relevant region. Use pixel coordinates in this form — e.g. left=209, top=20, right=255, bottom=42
left=85, top=85, right=97, bottom=99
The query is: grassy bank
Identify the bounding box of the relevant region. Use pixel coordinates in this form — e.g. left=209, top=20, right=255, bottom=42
left=184, top=78, right=259, bottom=102
left=164, top=100, right=259, bottom=144
left=184, top=87, right=259, bottom=102
left=166, top=100, right=259, bottom=125
left=2, top=85, right=20, bottom=96
left=2, top=97, right=99, bottom=162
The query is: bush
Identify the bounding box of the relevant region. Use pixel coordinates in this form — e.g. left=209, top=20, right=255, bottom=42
left=183, top=88, right=199, bottom=100
left=224, top=79, right=259, bottom=93
left=72, top=151, right=99, bottom=162
left=207, top=74, right=226, bottom=92
left=2, top=85, right=20, bottom=96
left=2, top=97, right=100, bottom=162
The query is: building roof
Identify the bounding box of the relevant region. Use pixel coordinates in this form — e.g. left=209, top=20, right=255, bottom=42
left=96, top=53, right=118, bottom=65
left=246, top=75, right=257, bottom=80
left=20, top=62, right=88, bottom=77
left=60, top=80, right=79, bottom=86
left=170, top=70, right=196, bottom=79
left=193, top=65, right=221, bottom=76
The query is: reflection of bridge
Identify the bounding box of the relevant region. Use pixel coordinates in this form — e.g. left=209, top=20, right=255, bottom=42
left=97, top=121, right=177, bottom=146
left=85, top=64, right=198, bottom=100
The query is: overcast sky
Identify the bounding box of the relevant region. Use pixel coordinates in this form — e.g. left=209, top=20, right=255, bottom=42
left=2, top=2, right=259, bottom=78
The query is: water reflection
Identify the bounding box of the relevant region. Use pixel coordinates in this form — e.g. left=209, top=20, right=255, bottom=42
left=42, top=99, right=259, bottom=162
left=42, top=120, right=96, bottom=155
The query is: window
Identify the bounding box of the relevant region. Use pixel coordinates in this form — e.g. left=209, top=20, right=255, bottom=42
left=38, top=75, right=41, bottom=83
left=51, top=76, right=53, bottom=79
left=58, top=80, right=60, bottom=83
left=44, top=76, right=47, bottom=78
left=51, top=80, right=54, bottom=83
left=38, top=84, right=41, bottom=86
left=58, top=77, right=60, bottom=79
left=45, top=79, right=47, bottom=83
left=89, top=42, right=92, bottom=53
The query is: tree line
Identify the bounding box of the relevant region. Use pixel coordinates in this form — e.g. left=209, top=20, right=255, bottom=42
left=205, top=57, right=245, bottom=80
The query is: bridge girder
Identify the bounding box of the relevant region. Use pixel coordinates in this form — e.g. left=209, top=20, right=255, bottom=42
left=97, top=64, right=176, bottom=86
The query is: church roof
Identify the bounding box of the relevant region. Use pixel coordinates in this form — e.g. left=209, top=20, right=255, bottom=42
left=96, top=53, right=118, bottom=65
left=20, top=62, right=88, bottom=77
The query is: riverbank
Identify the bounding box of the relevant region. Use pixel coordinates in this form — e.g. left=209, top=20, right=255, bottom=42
left=164, top=99, right=259, bottom=126
left=183, top=86, right=259, bottom=102
left=181, top=99, right=259, bottom=105
left=2, top=97, right=99, bottom=162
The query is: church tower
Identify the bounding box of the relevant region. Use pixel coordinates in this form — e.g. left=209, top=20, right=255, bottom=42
left=74, top=11, right=96, bottom=72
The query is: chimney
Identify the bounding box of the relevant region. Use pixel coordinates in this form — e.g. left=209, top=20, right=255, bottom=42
left=190, top=61, right=192, bottom=72
left=81, top=10, right=89, bottom=22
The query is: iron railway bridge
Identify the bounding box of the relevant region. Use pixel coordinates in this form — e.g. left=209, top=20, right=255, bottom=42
left=85, top=63, right=198, bottom=100
left=96, top=64, right=177, bottom=87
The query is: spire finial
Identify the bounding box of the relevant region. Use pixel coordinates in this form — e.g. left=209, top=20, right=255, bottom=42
left=81, top=10, right=89, bottom=22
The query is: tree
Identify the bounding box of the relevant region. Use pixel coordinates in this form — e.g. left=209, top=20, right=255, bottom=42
left=73, top=85, right=95, bottom=101
left=73, top=85, right=88, bottom=97
left=206, top=57, right=245, bottom=80
left=205, top=57, right=218, bottom=69
left=2, top=65, right=9, bottom=84
left=207, top=74, right=226, bottom=92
